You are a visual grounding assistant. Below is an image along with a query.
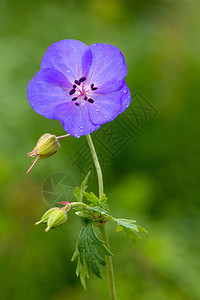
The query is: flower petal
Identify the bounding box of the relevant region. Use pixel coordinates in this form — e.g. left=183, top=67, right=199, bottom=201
left=88, top=82, right=131, bottom=125
left=27, top=68, right=71, bottom=119
left=54, top=102, right=100, bottom=137
left=40, top=39, right=91, bottom=83
left=119, top=82, right=132, bottom=114
left=86, top=43, right=127, bottom=93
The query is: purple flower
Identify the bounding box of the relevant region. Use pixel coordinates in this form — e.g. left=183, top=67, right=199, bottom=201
left=27, top=40, right=131, bottom=138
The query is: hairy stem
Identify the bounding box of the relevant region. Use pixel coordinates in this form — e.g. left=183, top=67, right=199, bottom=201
left=86, top=135, right=117, bottom=300
left=86, top=135, right=104, bottom=200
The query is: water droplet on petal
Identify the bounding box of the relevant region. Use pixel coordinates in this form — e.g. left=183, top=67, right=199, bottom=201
left=122, top=86, right=127, bottom=93
left=96, top=108, right=99, bottom=112
left=67, top=69, right=71, bottom=73
left=93, top=44, right=97, bottom=47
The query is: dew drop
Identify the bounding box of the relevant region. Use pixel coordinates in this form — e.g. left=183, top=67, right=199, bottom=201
left=96, top=108, right=99, bottom=112
left=122, top=86, right=127, bottom=93
left=93, top=44, right=97, bottom=47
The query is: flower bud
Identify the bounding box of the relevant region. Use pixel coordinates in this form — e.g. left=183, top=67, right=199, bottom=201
left=28, top=133, right=60, bottom=158
left=35, top=208, right=58, bottom=225
left=27, top=133, right=60, bottom=174
left=45, top=208, right=68, bottom=232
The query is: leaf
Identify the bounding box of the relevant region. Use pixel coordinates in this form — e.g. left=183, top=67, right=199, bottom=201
left=114, top=218, right=138, bottom=231
left=100, top=193, right=109, bottom=208
left=79, top=216, right=92, bottom=227
left=74, top=171, right=91, bottom=202
left=90, top=206, right=111, bottom=218
left=80, top=191, right=100, bottom=206
left=76, top=256, right=89, bottom=290
left=80, top=171, right=91, bottom=192
left=74, top=186, right=82, bottom=202
left=137, top=225, right=148, bottom=234
left=112, top=218, right=147, bottom=247
left=71, top=243, right=89, bottom=289
left=77, top=223, right=112, bottom=279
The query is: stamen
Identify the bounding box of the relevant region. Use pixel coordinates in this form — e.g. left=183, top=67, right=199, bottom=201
left=79, top=77, right=86, bottom=82
left=69, top=89, right=76, bottom=95
left=91, top=87, right=98, bottom=91
left=88, top=98, right=94, bottom=103
left=73, top=84, right=77, bottom=89
left=74, top=80, right=80, bottom=85
left=91, top=83, right=94, bottom=89
left=75, top=102, right=79, bottom=106
left=72, top=97, right=77, bottom=101
left=84, top=96, right=88, bottom=101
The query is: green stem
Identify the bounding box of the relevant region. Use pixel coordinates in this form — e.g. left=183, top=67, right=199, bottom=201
left=86, top=135, right=104, bottom=200
left=99, top=225, right=117, bottom=300
left=86, top=135, right=117, bottom=300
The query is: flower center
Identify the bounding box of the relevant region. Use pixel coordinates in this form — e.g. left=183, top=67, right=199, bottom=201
left=69, top=77, right=97, bottom=107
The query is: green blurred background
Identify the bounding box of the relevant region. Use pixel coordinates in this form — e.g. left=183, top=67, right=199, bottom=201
left=0, top=0, right=199, bottom=299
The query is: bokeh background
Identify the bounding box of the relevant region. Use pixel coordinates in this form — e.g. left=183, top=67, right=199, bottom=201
left=0, top=0, right=199, bottom=299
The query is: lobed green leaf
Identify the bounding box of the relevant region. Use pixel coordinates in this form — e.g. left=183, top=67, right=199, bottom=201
left=80, top=191, right=100, bottom=205
left=77, top=223, right=112, bottom=279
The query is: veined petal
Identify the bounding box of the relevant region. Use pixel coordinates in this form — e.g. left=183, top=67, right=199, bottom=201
left=86, top=43, right=127, bottom=93
left=54, top=102, right=100, bottom=137
left=88, top=82, right=131, bottom=125
left=119, top=83, right=132, bottom=114
left=27, top=68, right=71, bottom=119
left=40, top=39, right=91, bottom=83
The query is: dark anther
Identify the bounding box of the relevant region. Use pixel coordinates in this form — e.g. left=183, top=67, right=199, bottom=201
left=91, top=83, right=94, bottom=89
left=91, top=87, right=98, bottom=91
left=74, top=80, right=80, bottom=85
left=72, top=97, right=77, bottom=101
left=73, top=84, right=77, bottom=89
left=75, top=102, right=79, bottom=106
left=84, top=96, right=88, bottom=101
left=79, top=77, right=86, bottom=82
left=69, top=89, right=76, bottom=95
left=88, top=98, right=94, bottom=103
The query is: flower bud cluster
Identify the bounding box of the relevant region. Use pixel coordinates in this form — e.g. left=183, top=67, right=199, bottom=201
left=35, top=203, right=71, bottom=232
